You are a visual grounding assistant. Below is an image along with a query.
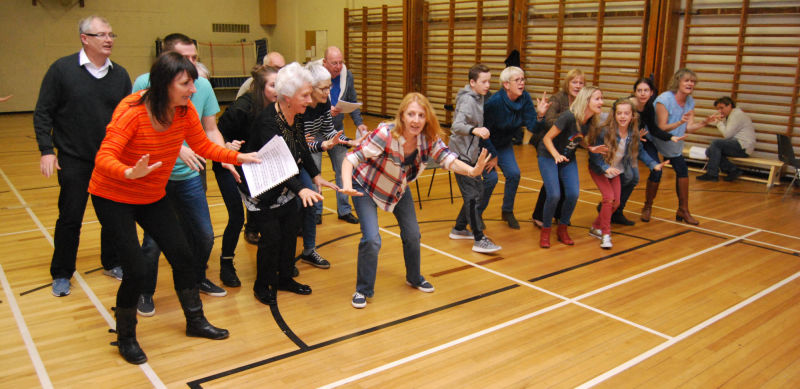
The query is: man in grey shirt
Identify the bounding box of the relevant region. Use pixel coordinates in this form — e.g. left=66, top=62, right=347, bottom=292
left=697, top=96, right=755, bottom=182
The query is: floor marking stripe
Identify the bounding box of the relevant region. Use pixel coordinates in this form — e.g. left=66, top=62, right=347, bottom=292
left=0, top=263, right=53, bottom=389
left=0, top=168, right=166, bottom=389
left=576, top=269, right=800, bottom=388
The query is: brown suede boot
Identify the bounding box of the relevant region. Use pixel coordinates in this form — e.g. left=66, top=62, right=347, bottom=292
left=675, top=177, right=699, bottom=225
left=640, top=180, right=659, bottom=222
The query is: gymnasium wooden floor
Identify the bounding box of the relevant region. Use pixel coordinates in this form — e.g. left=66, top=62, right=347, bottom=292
left=2, top=111, right=800, bottom=388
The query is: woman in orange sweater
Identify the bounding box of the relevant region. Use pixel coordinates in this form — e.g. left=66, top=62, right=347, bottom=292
left=88, top=52, right=259, bottom=365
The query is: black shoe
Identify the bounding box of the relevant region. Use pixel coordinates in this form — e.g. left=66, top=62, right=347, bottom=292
left=177, top=288, right=229, bottom=340
left=219, top=258, right=241, bottom=287
left=724, top=170, right=741, bottom=182
left=254, top=289, right=276, bottom=306
left=300, top=250, right=330, bottom=269
left=244, top=230, right=259, bottom=245
left=315, top=214, right=322, bottom=225
left=611, top=213, right=635, bottom=226
left=338, top=213, right=359, bottom=224
left=696, top=173, right=718, bottom=182
left=277, top=279, right=312, bottom=295
left=199, top=278, right=227, bottom=297
left=501, top=211, right=520, bottom=229
left=114, top=307, right=147, bottom=365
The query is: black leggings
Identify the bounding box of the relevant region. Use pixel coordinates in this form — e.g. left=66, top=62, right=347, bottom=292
left=250, top=198, right=301, bottom=292
left=92, top=195, right=196, bottom=309
left=642, top=141, right=688, bottom=182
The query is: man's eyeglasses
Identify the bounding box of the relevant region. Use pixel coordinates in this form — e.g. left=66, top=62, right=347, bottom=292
left=84, top=32, right=117, bottom=40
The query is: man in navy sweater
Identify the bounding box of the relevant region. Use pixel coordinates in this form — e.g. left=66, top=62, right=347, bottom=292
left=34, top=15, right=131, bottom=297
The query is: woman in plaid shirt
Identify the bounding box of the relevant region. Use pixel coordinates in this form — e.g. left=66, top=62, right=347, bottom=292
left=341, top=92, right=489, bottom=309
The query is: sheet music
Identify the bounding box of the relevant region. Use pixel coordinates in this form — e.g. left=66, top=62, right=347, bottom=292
left=335, top=100, right=362, bottom=114
left=242, top=136, right=299, bottom=197
left=689, top=146, right=708, bottom=160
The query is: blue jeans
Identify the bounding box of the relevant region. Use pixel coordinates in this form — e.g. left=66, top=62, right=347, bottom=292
left=298, top=168, right=317, bottom=251
left=537, top=157, right=579, bottom=228
left=310, top=145, right=352, bottom=217
left=481, top=145, right=520, bottom=213
left=617, top=166, right=639, bottom=216
left=141, top=175, right=214, bottom=294
left=706, top=138, right=748, bottom=176
left=352, top=183, right=424, bottom=297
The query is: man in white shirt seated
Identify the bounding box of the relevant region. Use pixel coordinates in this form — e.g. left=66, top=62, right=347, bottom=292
left=697, top=96, right=756, bottom=182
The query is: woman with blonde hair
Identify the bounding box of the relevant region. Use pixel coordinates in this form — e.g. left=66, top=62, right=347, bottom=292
left=341, top=92, right=489, bottom=309
left=532, top=68, right=585, bottom=226
left=587, top=98, right=663, bottom=249
left=537, top=86, right=605, bottom=248
left=649, top=68, right=710, bottom=225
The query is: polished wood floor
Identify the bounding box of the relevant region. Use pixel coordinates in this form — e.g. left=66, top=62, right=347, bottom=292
left=2, top=111, right=800, bottom=388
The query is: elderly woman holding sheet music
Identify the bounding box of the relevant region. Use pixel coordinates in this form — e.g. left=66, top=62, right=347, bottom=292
left=235, top=62, right=337, bottom=306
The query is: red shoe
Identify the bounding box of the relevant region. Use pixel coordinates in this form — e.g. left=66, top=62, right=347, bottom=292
left=556, top=224, right=574, bottom=245
left=539, top=227, right=551, bottom=248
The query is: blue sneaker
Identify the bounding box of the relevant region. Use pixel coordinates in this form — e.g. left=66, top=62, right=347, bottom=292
left=406, top=280, right=435, bottom=293
left=102, top=266, right=123, bottom=281
left=52, top=278, right=70, bottom=297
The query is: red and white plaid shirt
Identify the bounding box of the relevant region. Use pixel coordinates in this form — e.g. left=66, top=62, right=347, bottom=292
left=346, top=122, right=457, bottom=212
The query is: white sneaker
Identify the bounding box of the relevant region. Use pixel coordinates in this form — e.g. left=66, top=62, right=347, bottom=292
left=351, top=292, right=367, bottom=308
left=601, top=234, right=612, bottom=249
left=472, top=236, right=501, bottom=253
left=449, top=228, right=474, bottom=240
left=589, top=228, right=602, bottom=239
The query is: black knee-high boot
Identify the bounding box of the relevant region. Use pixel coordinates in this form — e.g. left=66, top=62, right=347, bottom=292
left=114, top=307, right=147, bottom=365
left=176, top=288, right=229, bottom=340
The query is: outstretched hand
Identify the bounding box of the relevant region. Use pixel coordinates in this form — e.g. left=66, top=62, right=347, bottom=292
left=313, top=175, right=340, bottom=191
left=339, top=186, right=364, bottom=197
left=125, top=154, right=162, bottom=179
left=587, top=144, right=609, bottom=154
left=298, top=188, right=324, bottom=207
left=535, top=91, right=552, bottom=117
left=469, top=149, right=490, bottom=176
left=670, top=134, right=689, bottom=143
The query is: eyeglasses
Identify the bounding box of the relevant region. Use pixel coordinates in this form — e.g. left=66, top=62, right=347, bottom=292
left=84, top=32, right=117, bottom=40
left=315, top=85, right=331, bottom=93
left=508, top=77, right=525, bottom=84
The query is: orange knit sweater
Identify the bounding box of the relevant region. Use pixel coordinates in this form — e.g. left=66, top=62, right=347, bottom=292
left=89, top=93, right=239, bottom=204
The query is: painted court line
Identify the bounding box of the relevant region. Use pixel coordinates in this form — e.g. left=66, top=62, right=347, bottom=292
left=576, top=269, right=800, bottom=388
left=0, top=263, right=53, bottom=389
left=0, top=168, right=167, bottom=389
left=318, top=205, right=761, bottom=388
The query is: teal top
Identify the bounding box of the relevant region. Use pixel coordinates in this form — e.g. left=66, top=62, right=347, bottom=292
left=132, top=74, right=220, bottom=180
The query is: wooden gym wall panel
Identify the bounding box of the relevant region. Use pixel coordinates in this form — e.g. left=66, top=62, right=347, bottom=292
left=421, top=0, right=511, bottom=125
left=678, top=0, right=800, bottom=157
left=345, top=5, right=405, bottom=118
left=524, top=0, right=648, bottom=104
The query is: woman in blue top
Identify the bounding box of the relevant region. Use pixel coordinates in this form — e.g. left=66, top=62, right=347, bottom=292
left=650, top=68, right=710, bottom=225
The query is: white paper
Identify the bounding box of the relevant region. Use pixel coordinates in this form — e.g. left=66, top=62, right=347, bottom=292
left=689, top=146, right=708, bottom=160
left=335, top=100, right=362, bottom=114
left=241, top=136, right=299, bottom=198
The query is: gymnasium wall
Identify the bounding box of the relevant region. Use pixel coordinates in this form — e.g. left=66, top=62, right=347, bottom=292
left=0, top=0, right=397, bottom=113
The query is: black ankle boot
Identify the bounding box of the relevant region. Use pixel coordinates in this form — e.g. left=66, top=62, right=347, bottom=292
left=114, top=307, right=147, bottom=364
left=176, top=288, right=229, bottom=340
left=219, top=256, right=241, bottom=287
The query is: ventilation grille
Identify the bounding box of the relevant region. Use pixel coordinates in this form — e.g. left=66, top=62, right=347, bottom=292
left=212, top=23, right=250, bottom=33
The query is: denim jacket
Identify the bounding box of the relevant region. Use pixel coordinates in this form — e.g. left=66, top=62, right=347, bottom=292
left=588, top=128, right=659, bottom=177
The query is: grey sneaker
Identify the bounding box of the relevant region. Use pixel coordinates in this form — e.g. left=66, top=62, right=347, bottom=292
left=601, top=234, right=613, bottom=249
left=102, top=266, right=123, bottom=281
left=300, top=250, right=331, bottom=269
left=589, top=228, right=603, bottom=239
left=351, top=292, right=367, bottom=308
left=199, top=278, right=227, bottom=297
left=449, top=228, right=474, bottom=240
left=472, top=236, right=501, bottom=253
left=52, top=278, right=70, bottom=297
left=137, top=294, right=155, bottom=317
left=406, top=280, right=435, bottom=293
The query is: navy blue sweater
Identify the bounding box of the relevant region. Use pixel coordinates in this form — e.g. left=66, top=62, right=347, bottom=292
left=483, top=88, right=544, bottom=156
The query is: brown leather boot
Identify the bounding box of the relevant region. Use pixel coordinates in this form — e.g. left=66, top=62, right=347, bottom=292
left=556, top=223, right=574, bottom=245
left=640, top=180, right=659, bottom=222
left=539, top=227, right=551, bottom=248
left=675, top=177, right=699, bottom=225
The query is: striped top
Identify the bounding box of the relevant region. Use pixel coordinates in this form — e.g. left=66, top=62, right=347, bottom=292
left=303, top=99, right=349, bottom=153
left=346, top=122, right=456, bottom=212
left=89, top=93, right=240, bottom=204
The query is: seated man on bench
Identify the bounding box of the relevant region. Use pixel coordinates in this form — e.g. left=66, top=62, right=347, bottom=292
left=697, top=96, right=756, bottom=182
